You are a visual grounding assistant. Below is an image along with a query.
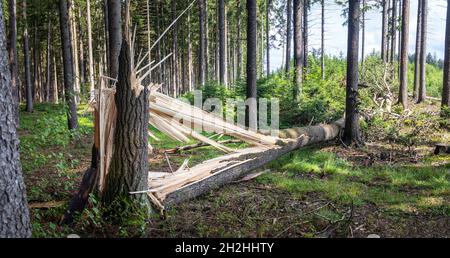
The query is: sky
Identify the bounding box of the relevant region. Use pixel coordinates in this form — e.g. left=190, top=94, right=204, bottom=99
left=269, top=0, right=448, bottom=72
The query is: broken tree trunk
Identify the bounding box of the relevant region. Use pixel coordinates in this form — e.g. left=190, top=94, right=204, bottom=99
left=102, top=38, right=150, bottom=208
left=153, top=119, right=345, bottom=208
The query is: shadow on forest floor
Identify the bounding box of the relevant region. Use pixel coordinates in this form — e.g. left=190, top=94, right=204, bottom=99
left=18, top=103, right=450, bottom=238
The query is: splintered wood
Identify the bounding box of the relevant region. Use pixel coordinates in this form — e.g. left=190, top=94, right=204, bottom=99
left=94, top=82, right=284, bottom=208
left=94, top=78, right=344, bottom=211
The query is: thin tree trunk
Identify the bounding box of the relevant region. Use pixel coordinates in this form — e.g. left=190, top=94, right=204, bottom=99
left=87, top=0, right=95, bottom=101
left=7, top=0, right=19, bottom=123
left=188, top=12, right=193, bottom=91
left=0, top=4, right=32, bottom=237
left=381, top=0, right=388, bottom=62
left=156, top=0, right=162, bottom=84
left=23, top=0, right=33, bottom=112
left=199, top=0, right=207, bottom=85
left=390, top=0, right=397, bottom=64
left=219, top=0, right=227, bottom=85
left=413, top=0, right=422, bottom=99
left=69, top=1, right=80, bottom=104
left=236, top=0, right=242, bottom=79
left=146, top=0, right=151, bottom=83
left=266, top=0, right=270, bottom=76
left=78, top=9, right=85, bottom=86
left=293, top=0, right=303, bottom=101
left=399, top=0, right=409, bottom=108
left=46, top=14, right=52, bottom=103
left=285, top=0, right=292, bottom=74
left=303, top=0, right=308, bottom=71
left=172, top=0, right=178, bottom=97
left=246, top=0, right=257, bottom=131
left=344, top=0, right=362, bottom=146
left=321, top=0, right=325, bottom=80
left=59, top=0, right=78, bottom=130
left=361, top=0, right=365, bottom=80
left=33, top=22, right=38, bottom=102
left=417, top=0, right=427, bottom=103
left=107, top=0, right=121, bottom=79
left=442, top=0, right=450, bottom=111
left=52, top=55, right=59, bottom=104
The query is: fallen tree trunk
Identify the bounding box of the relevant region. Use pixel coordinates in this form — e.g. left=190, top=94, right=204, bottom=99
left=154, top=119, right=345, bottom=207
left=165, top=139, right=242, bottom=154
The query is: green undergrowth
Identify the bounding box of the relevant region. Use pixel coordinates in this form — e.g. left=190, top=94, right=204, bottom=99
left=259, top=147, right=450, bottom=216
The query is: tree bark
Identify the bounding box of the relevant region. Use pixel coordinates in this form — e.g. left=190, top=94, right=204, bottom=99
left=172, top=0, right=178, bottom=97
left=59, top=0, right=78, bottom=130
left=417, top=0, right=427, bottom=103
left=199, top=0, right=207, bottom=85
left=0, top=5, right=32, bottom=237
left=343, top=0, right=362, bottom=146
left=303, top=0, right=308, bottom=70
left=102, top=39, right=150, bottom=209
left=442, top=0, right=450, bottom=111
left=7, top=0, right=19, bottom=123
left=390, top=0, right=397, bottom=64
left=413, top=0, right=422, bottom=99
left=285, top=0, right=292, bottom=74
left=398, top=0, right=409, bottom=108
left=381, top=0, right=388, bottom=62
left=69, top=1, right=80, bottom=104
left=23, top=0, right=33, bottom=112
left=266, top=0, right=271, bottom=76
left=246, top=0, right=257, bottom=131
left=86, top=0, right=95, bottom=101
left=321, top=0, right=325, bottom=80
left=32, top=22, right=39, bottom=102
left=46, top=13, right=52, bottom=103
left=361, top=0, right=365, bottom=80
left=293, top=0, right=303, bottom=101
left=107, top=0, right=121, bottom=79
left=236, top=0, right=242, bottom=79
left=219, top=0, right=227, bottom=86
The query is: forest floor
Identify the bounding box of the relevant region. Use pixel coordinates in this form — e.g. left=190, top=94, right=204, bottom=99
left=19, top=102, right=449, bottom=238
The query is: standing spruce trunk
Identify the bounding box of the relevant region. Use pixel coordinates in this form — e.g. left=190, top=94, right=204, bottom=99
left=361, top=0, right=366, bottom=80
left=285, top=0, right=292, bottom=74
left=442, top=0, right=450, bottom=113
left=321, top=0, right=325, bottom=80
left=417, top=0, right=427, bottom=103
left=343, top=0, right=362, bottom=146
left=398, top=0, right=409, bottom=108
left=46, top=14, right=52, bottom=103
left=246, top=0, right=257, bottom=131
left=199, top=0, right=207, bottom=86
left=236, top=0, right=242, bottom=79
left=413, top=0, right=422, bottom=99
left=293, top=0, right=303, bottom=102
left=172, top=0, right=178, bottom=96
left=87, top=0, right=95, bottom=101
left=303, top=0, right=308, bottom=71
left=33, top=22, right=39, bottom=102
left=23, top=0, right=32, bottom=112
left=219, top=0, right=227, bottom=86
left=107, top=0, right=122, bottom=79
left=381, top=0, right=388, bottom=62
left=0, top=4, right=32, bottom=237
left=59, top=0, right=78, bottom=130
left=390, top=0, right=397, bottom=64
left=266, top=0, right=271, bottom=77
left=102, top=39, right=150, bottom=210
left=7, top=0, right=19, bottom=123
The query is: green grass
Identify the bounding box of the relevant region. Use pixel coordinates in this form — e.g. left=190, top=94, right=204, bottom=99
left=258, top=147, right=450, bottom=215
